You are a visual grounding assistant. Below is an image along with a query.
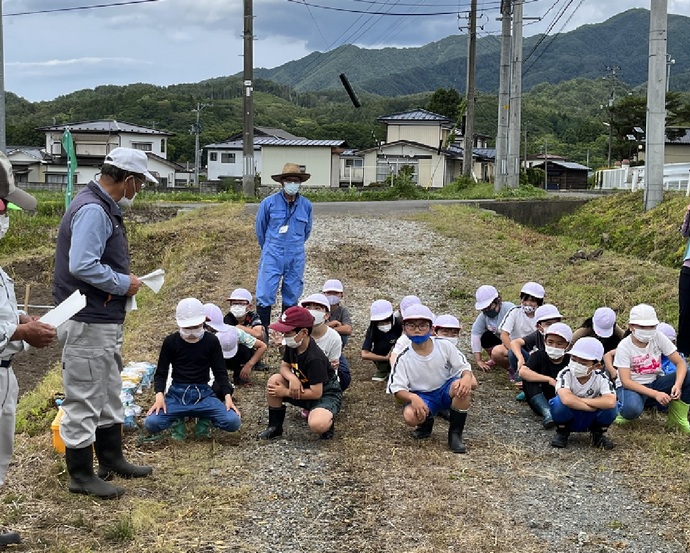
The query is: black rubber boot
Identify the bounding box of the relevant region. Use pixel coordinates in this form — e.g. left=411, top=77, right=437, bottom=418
left=65, top=445, right=125, bottom=499
left=281, top=303, right=295, bottom=314
left=257, top=305, right=272, bottom=331
left=590, top=425, right=614, bottom=450
left=448, top=409, right=467, bottom=453
left=551, top=426, right=570, bottom=448
left=436, top=409, right=451, bottom=421
left=0, top=531, right=21, bottom=545
left=412, top=416, right=435, bottom=439
left=530, top=393, right=555, bottom=429
left=257, top=406, right=286, bottom=439
left=95, top=424, right=153, bottom=480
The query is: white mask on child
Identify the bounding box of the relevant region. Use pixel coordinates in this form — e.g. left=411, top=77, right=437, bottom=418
left=568, top=360, right=591, bottom=378
left=326, top=294, right=340, bottom=306
left=633, top=328, right=657, bottom=343
left=522, top=305, right=536, bottom=314
left=230, top=305, right=247, bottom=318
left=439, top=336, right=459, bottom=346
left=180, top=328, right=204, bottom=343
left=377, top=323, right=392, bottom=333
left=545, top=346, right=566, bottom=360
left=282, top=335, right=303, bottom=349
left=308, top=309, right=326, bottom=325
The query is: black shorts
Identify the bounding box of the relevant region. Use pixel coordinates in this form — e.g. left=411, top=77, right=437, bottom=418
left=480, top=330, right=502, bottom=349
left=284, top=376, right=343, bottom=416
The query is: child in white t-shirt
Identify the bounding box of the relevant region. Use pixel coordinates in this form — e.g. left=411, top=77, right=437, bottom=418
left=471, top=285, right=516, bottom=371
left=549, top=337, right=618, bottom=449
left=387, top=305, right=475, bottom=453
left=613, top=304, right=690, bottom=432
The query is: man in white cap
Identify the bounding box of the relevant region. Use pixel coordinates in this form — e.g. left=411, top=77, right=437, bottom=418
left=53, top=147, right=157, bottom=499
left=0, top=152, right=57, bottom=546
left=254, top=163, right=313, bottom=331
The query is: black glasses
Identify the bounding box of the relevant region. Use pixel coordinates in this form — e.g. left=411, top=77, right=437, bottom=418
left=404, top=321, right=431, bottom=331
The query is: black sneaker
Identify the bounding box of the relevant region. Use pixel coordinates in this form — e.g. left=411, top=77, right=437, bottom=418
left=592, top=431, right=614, bottom=450
left=254, top=360, right=270, bottom=372
left=551, top=430, right=569, bottom=448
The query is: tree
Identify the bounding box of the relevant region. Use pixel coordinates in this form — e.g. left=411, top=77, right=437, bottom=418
left=426, top=88, right=463, bottom=120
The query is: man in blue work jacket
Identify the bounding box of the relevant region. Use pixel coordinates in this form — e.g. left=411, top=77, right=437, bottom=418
left=255, top=163, right=313, bottom=330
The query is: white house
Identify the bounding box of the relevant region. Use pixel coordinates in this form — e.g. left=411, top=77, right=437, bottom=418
left=6, top=146, right=50, bottom=184
left=260, top=139, right=347, bottom=188
left=35, top=120, right=191, bottom=187
left=205, top=127, right=302, bottom=181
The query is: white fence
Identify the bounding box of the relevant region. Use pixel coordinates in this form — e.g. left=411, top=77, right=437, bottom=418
left=597, top=162, right=690, bottom=194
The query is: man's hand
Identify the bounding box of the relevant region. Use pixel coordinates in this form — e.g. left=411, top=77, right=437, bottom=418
left=147, top=393, right=166, bottom=415
left=14, top=320, right=56, bottom=348
left=126, top=274, right=142, bottom=296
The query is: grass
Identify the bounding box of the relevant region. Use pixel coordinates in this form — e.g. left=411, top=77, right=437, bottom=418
left=5, top=193, right=690, bottom=551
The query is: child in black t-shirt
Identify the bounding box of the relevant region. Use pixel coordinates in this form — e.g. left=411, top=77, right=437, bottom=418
left=518, top=322, right=572, bottom=429
left=258, top=306, right=343, bottom=440
left=144, top=298, right=241, bottom=437
left=361, top=299, right=403, bottom=382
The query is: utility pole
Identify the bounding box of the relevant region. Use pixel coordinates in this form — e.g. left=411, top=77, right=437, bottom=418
left=644, top=0, right=668, bottom=211
left=192, top=103, right=208, bottom=187
left=603, top=65, right=619, bottom=168
left=462, top=0, right=477, bottom=178
left=494, top=0, right=512, bottom=192
left=507, top=0, right=523, bottom=188
left=666, top=53, right=675, bottom=93
left=543, top=139, right=548, bottom=189
left=242, top=0, right=256, bottom=196
left=0, top=0, right=6, bottom=152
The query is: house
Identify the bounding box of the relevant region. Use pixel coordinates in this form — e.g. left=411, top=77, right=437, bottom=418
left=638, top=128, right=690, bottom=164
left=260, top=139, right=347, bottom=188
left=35, top=120, right=191, bottom=187
left=205, top=127, right=303, bottom=181
left=524, top=153, right=566, bottom=170
left=5, top=146, right=50, bottom=185
left=531, top=160, right=591, bottom=190
left=358, top=109, right=494, bottom=187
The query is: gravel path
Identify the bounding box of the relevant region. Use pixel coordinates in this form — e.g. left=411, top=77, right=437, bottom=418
left=228, top=212, right=684, bottom=553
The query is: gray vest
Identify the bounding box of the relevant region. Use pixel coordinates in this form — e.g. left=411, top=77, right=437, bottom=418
left=53, top=181, right=130, bottom=324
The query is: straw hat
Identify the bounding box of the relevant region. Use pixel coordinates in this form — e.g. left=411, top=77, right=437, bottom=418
left=271, top=162, right=311, bottom=183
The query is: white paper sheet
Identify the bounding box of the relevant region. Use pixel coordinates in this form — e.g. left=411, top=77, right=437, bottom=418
left=125, top=269, right=165, bottom=312
left=40, top=290, right=86, bottom=327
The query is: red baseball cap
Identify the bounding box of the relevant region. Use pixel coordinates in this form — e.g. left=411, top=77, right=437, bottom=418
left=269, top=306, right=315, bottom=333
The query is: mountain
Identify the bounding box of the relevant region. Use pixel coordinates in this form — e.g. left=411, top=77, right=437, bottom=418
left=254, top=9, right=690, bottom=96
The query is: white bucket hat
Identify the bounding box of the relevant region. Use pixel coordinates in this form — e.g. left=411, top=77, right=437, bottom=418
left=535, top=304, right=562, bottom=324
left=628, top=304, right=659, bottom=326
left=520, top=281, right=545, bottom=299
left=322, top=279, right=344, bottom=293
left=545, top=322, right=572, bottom=343
left=475, top=285, right=499, bottom=310
left=203, top=303, right=231, bottom=332
left=370, top=299, right=393, bottom=321
left=592, top=307, right=616, bottom=338
left=434, top=314, right=461, bottom=329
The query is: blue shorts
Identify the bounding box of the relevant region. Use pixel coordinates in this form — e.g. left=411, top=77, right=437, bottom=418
left=412, top=378, right=459, bottom=415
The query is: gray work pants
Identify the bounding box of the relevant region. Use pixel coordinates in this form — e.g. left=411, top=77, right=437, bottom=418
left=0, top=366, right=18, bottom=486
left=59, top=321, right=124, bottom=449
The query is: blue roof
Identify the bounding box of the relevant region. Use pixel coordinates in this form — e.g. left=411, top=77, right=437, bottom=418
left=377, top=109, right=452, bottom=124
left=205, top=137, right=345, bottom=149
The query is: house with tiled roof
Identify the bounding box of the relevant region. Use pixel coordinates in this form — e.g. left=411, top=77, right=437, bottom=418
left=35, top=120, right=191, bottom=187
left=638, top=127, right=690, bottom=164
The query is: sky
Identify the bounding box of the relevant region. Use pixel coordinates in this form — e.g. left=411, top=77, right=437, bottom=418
left=2, top=0, right=689, bottom=102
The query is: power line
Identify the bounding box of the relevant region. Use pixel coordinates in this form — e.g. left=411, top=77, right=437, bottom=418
left=4, top=0, right=161, bottom=17
left=285, top=0, right=493, bottom=16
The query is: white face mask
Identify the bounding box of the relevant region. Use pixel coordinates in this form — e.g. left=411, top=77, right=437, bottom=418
left=633, top=328, right=657, bottom=343
left=439, top=336, right=459, bottom=346
left=180, top=327, right=204, bottom=343
left=0, top=215, right=9, bottom=240
left=308, top=309, right=326, bottom=325
left=118, top=192, right=136, bottom=208
left=545, top=346, right=566, bottom=360
left=326, top=294, right=341, bottom=306
left=377, top=323, right=392, bottom=333
left=568, top=360, right=591, bottom=378
left=282, top=334, right=303, bottom=349
left=230, top=305, right=247, bottom=318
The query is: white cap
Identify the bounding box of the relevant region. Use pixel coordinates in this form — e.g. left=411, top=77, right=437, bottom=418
left=203, top=303, right=231, bottom=332
left=535, top=304, right=562, bottom=324
left=657, top=322, right=677, bottom=341
left=103, top=147, right=158, bottom=183
left=569, top=336, right=604, bottom=361
left=434, top=314, right=461, bottom=329
left=217, top=327, right=239, bottom=358
left=322, top=279, right=344, bottom=293
left=475, top=285, right=498, bottom=310
left=592, top=307, right=616, bottom=338
left=370, top=299, right=393, bottom=321
left=0, top=152, right=38, bottom=211
left=545, top=322, right=572, bottom=343
left=176, top=298, right=206, bottom=328
left=228, top=288, right=252, bottom=302
left=402, top=304, right=434, bottom=323
left=400, top=295, right=421, bottom=317
left=628, top=304, right=659, bottom=326
left=300, top=293, right=331, bottom=312
left=520, top=281, right=545, bottom=299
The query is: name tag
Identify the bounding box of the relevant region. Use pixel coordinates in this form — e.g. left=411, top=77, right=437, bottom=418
left=279, top=225, right=288, bottom=234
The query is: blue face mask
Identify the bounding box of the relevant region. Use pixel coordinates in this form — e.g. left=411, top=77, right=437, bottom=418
left=409, top=332, right=431, bottom=345
left=284, top=181, right=300, bottom=196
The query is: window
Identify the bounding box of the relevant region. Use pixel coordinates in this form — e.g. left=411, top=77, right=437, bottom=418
left=132, top=142, right=152, bottom=152
left=221, top=153, right=236, bottom=163
left=160, top=139, right=166, bottom=154
left=46, top=174, right=68, bottom=184
left=210, top=152, right=218, bottom=162
left=376, top=156, right=418, bottom=184
left=345, top=158, right=363, bottom=168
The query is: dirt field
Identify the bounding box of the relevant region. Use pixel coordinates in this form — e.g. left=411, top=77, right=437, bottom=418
left=3, top=203, right=690, bottom=552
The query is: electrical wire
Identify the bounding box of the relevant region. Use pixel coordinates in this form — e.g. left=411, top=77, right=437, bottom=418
left=4, top=0, right=161, bottom=17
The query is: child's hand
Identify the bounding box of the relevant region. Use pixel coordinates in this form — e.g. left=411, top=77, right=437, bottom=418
left=476, top=360, right=492, bottom=372
left=453, top=374, right=473, bottom=398
left=655, top=390, right=672, bottom=406
left=239, top=364, right=253, bottom=380
left=288, top=378, right=303, bottom=399
left=225, top=395, right=240, bottom=416
left=269, top=329, right=284, bottom=347
left=267, top=379, right=287, bottom=398
left=670, top=385, right=681, bottom=400
left=147, top=393, right=166, bottom=415
left=409, top=395, right=429, bottom=421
